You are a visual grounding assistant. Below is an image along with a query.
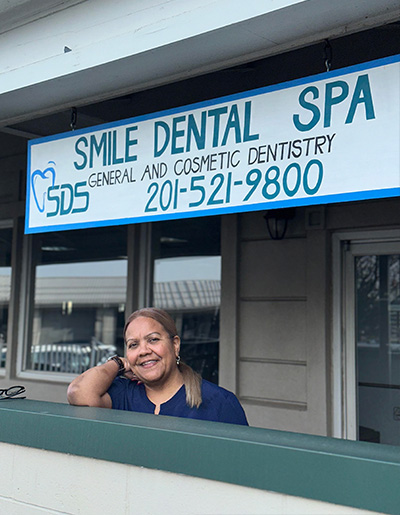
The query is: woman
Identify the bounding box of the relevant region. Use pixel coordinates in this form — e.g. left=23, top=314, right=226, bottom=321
left=67, top=307, right=248, bottom=425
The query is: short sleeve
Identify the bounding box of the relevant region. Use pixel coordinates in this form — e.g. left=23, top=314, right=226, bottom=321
left=107, top=377, right=130, bottom=410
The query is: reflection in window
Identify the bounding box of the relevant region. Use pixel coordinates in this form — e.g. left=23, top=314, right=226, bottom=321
left=25, top=227, right=127, bottom=374
left=356, top=254, right=400, bottom=445
left=356, top=255, right=400, bottom=350
left=152, top=217, right=221, bottom=384
left=0, top=226, right=12, bottom=369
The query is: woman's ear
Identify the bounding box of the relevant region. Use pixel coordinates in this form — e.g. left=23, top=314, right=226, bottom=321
left=172, top=335, right=181, bottom=357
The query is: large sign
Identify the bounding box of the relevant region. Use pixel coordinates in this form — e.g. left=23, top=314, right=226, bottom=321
left=26, top=55, right=400, bottom=233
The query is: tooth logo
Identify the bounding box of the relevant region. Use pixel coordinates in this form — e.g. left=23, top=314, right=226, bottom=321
left=31, top=161, right=56, bottom=213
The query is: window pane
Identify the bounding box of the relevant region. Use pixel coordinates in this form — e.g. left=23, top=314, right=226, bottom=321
left=0, top=226, right=12, bottom=369
left=151, top=217, right=220, bottom=384
left=25, top=227, right=127, bottom=374
left=356, top=254, right=400, bottom=445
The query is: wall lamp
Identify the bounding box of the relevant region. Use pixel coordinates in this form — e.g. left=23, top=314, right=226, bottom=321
left=263, top=208, right=295, bottom=240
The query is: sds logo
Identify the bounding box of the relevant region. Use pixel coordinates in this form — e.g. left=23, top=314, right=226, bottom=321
left=31, top=161, right=89, bottom=217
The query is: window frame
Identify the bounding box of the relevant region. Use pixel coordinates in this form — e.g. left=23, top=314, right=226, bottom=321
left=0, top=219, right=14, bottom=377
left=17, top=227, right=131, bottom=383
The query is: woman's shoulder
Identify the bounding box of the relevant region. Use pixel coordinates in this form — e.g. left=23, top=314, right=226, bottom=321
left=200, top=379, right=248, bottom=425
left=201, top=379, right=239, bottom=402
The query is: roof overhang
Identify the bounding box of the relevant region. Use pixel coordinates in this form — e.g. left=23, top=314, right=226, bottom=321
left=0, top=0, right=399, bottom=125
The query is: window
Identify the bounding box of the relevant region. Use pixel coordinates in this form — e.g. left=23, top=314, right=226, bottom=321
left=356, top=253, right=400, bottom=445
left=0, top=224, right=12, bottom=370
left=151, top=217, right=221, bottom=383
left=21, top=226, right=127, bottom=376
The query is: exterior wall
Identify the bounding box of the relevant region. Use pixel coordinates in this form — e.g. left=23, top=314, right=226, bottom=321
left=231, top=207, right=329, bottom=434
left=231, top=199, right=400, bottom=434
left=2, top=443, right=376, bottom=515
left=1, top=399, right=399, bottom=515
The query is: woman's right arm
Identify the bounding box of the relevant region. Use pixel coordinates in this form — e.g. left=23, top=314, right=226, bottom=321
left=67, top=358, right=128, bottom=408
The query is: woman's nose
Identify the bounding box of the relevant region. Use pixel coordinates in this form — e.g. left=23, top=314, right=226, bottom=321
left=138, top=340, right=151, bottom=354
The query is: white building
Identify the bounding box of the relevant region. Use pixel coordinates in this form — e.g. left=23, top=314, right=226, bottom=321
left=0, top=0, right=400, bottom=446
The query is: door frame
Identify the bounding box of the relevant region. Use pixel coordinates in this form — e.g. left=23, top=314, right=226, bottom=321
left=332, top=228, right=400, bottom=440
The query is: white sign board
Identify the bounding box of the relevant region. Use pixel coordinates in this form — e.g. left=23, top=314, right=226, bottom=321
left=26, top=55, right=400, bottom=233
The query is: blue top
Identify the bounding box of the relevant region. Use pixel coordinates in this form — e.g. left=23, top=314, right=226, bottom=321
left=108, top=378, right=248, bottom=425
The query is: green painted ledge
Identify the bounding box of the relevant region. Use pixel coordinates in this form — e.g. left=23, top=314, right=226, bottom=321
left=1, top=400, right=400, bottom=514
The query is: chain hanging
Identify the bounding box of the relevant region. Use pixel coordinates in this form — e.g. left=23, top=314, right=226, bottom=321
left=70, top=107, right=77, bottom=131
left=324, top=40, right=332, bottom=72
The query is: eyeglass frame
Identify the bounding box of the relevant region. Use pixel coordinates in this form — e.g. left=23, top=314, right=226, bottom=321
left=0, top=385, right=26, bottom=400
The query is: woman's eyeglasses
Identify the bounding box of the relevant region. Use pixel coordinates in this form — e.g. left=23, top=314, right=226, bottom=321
left=0, top=385, right=26, bottom=400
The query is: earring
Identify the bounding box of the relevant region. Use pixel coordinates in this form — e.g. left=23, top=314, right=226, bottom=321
left=176, top=355, right=181, bottom=365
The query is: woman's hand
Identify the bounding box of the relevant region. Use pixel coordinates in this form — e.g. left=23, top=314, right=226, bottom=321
left=120, top=357, right=141, bottom=383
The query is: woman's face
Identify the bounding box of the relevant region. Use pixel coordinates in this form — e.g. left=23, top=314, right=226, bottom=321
left=125, top=316, right=180, bottom=386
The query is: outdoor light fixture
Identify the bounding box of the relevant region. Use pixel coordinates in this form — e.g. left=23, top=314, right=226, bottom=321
left=263, top=208, right=295, bottom=240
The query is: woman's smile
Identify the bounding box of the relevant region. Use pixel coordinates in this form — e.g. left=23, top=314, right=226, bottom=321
left=139, top=359, right=159, bottom=368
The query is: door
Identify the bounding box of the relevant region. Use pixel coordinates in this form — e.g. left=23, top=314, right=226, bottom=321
left=344, top=237, right=400, bottom=445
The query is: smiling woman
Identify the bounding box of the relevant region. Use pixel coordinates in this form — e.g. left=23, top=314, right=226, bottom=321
left=67, top=307, right=248, bottom=425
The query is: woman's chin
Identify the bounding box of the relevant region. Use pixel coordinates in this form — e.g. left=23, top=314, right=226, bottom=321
left=136, top=369, right=164, bottom=385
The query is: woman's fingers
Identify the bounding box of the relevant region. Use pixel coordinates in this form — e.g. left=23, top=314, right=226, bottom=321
left=121, top=362, right=142, bottom=384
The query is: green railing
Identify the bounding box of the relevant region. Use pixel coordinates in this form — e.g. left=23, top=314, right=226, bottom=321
left=1, top=399, right=400, bottom=514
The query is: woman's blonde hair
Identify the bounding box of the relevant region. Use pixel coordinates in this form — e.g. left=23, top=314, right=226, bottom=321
left=124, top=307, right=202, bottom=408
